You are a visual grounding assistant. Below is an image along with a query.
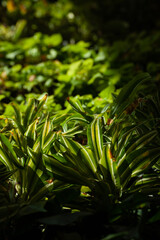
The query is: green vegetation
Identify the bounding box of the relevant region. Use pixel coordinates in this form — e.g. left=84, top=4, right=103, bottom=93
left=0, top=0, right=160, bottom=239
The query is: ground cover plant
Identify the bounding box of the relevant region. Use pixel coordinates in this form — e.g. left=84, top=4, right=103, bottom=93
left=0, top=0, right=160, bottom=239
left=0, top=31, right=160, bottom=112
left=1, top=0, right=160, bottom=113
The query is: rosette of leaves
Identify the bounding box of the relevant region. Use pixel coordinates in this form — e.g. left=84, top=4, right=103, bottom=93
left=42, top=73, right=160, bottom=215
left=0, top=93, right=74, bottom=232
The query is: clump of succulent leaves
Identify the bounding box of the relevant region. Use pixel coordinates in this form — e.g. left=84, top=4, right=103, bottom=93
left=0, top=73, right=160, bottom=235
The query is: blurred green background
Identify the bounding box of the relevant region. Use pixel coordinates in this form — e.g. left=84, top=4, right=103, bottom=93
left=0, top=0, right=160, bottom=113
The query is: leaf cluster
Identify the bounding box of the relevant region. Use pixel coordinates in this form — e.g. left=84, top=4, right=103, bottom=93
left=0, top=74, right=160, bottom=239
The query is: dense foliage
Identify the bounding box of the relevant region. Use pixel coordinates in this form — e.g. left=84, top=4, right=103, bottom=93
left=0, top=0, right=160, bottom=239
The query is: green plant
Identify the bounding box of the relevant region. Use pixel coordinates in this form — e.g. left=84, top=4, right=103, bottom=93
left=0, top=93, right=74, bottom=238
left=0, top=73, right=159, bottom=239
